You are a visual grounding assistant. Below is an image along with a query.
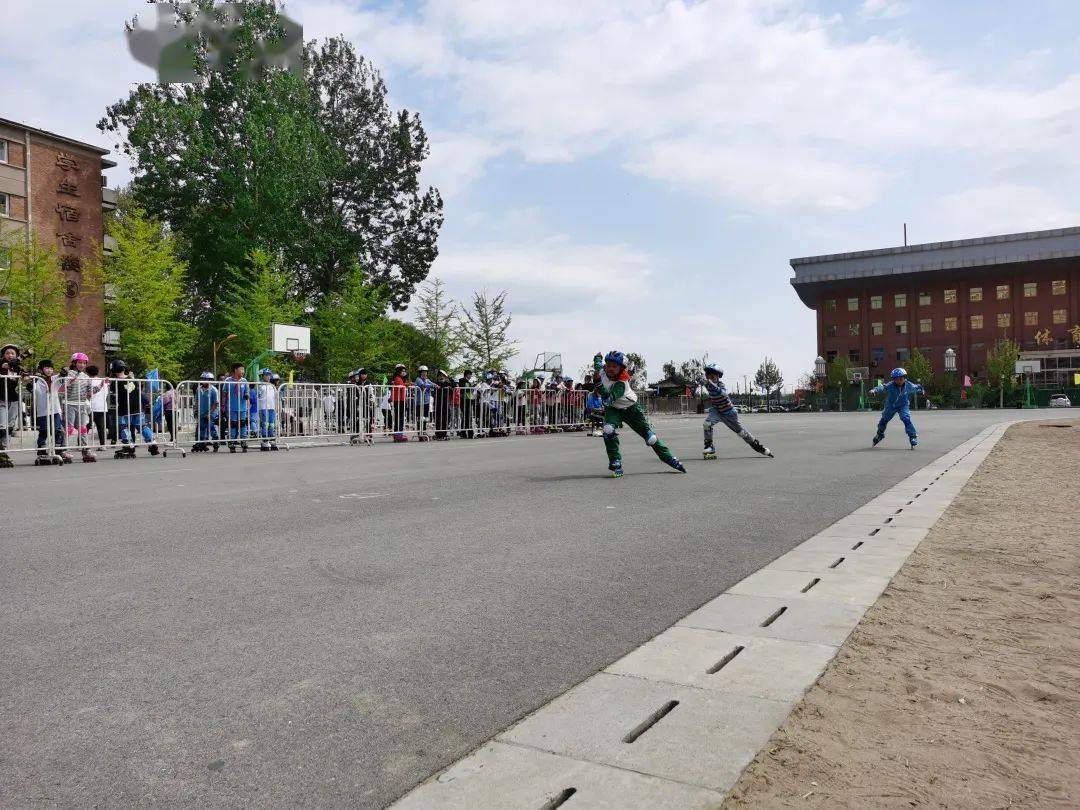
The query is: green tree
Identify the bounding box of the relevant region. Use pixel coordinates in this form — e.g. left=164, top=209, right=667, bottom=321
left=105, top=204, right=193, bottom=378
left=985, top=339, right=1021, bottom=407
left=906, top=349, right=933, bottom=385
left=625, top=351, right=648, bottom=389
left=0, top=235, right=96, bottom=362
left=100, top=3, right=442, bottom=318
left=311, top=265, right=387, bottom=381
left=413, top=277, right=459, bottom=367
left=457, top=291, right=518, bottom=372
left=218, top=249, right=304, bottom=367
left=826, top=356, right=853, bottom=409
left=754, top=357, right=784, bottom=409
left=359, top=319, right=448, bottom=380
left=662, top=356, right=708, bottom=386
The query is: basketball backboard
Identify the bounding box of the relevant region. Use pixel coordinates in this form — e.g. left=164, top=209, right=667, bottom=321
left=271, top=323, right=311, bottom=354
left=1015, top=360, right=1041, bottom=375
left=533, top=352, right=563, bottom=373
left=847, top=366, right=871, bottom=382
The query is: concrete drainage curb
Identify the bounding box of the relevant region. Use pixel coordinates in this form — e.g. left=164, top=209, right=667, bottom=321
left=391, top=422, right=1016, bottom=809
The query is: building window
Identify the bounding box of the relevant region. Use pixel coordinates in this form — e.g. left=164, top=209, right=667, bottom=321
left=945, top=316, right=958, bottom=332
left=996, top=284, right=1010, bottom=300
left=919, top=318, right=932, bottom=333
left=870, top=295, right=882, bottom=310
left=825, top=299, right=836, bottom=312
left=944, top=289, right=957, bottom=304
left=0, top=193, right=8, bottom=218
left=896, top=348, right=910, bottom=362
left=919, top=292, right=931, bottom=306
left=847, top=297, right=859, bottom=311
left=848, top=323, right=860, bottom=337
left=997, top=313, right=1011, bottom=328
left=894, top=293, right=907, bottom=308
left=969, top=287, right=983, bottom=302
left=1025, top=311, right=1038, bottom=326
left=871, top=321, right=883, bottom=336
left=970, top=314, right=984, bottom=329
left=825, top=324, right=838, bottom=337
left=0, top=297, right=10, bottom=317
left=895, top=320, right=908, bottom=334
left=826, top=350, right=837, bottom=362
left=848, top=349, right=861, bottom=363
left=1054, top=309, right=1067, bottom=324
left=0, top=140, right=7, bottom=164
left=871, top=347, right=885, bottom=363
left=1052, top=279, right=1067, bottom=295
left=1024, top=282, right=1037, bottom=297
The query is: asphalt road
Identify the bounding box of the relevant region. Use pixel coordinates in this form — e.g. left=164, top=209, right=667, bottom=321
left=0, top=410, right=1053, bottom=807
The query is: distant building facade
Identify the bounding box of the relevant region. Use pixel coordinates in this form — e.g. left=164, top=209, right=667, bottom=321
left=791, top=227, right=1080, bottom=389
left=0, top=117, right=117, bottom=364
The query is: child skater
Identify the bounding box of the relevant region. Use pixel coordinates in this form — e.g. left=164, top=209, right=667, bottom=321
left=592, top=351, right=685, bottom=477
left=700, top=363, right=773, bottom=460
left=256, top=367, right=279, bottom=451
left=870, top=367, right=924, bottom=449
left=62, top=351, right=96, bottom=462
left=193, top=372, right=221, bottom=452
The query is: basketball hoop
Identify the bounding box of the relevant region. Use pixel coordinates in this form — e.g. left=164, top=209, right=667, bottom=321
left=292, top=351, right=308, bottom=364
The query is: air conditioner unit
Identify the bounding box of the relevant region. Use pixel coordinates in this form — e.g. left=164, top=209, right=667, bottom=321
left=102, top=329, right=121, bottom=350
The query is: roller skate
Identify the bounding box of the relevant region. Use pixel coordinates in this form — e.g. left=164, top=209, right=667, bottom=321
left=0, top=452, right=13, bottom=469
left=114, top=445, right=136, bottom=459
left=55, top=450, right=73, bottom=464
left=909, top=437, right=918, bottom=449
left=191, top=442, right=205, bottom=453
left=148, top=444, right=161, bottom=456
left=260, top=442, right=270, bottom=452
left=872, top=432, right=884, bottom=447
left=609, top=460, right=624, bottom=478
left=81, top=450, right=97, bottom=463
left=212, top=441, right=220, bottom=453
left=663, top=456, right=687, bottom=473
left=240, top=442, right=248, bottom=453
left=270, top=443, right=279, bottom=451
left=748, top=438, right=774, bottom=458
left=703, top=446, right=717, bottom=460
left=228, top=443, right=237, bottom=453
left=35, top=450, right=61, bottom=466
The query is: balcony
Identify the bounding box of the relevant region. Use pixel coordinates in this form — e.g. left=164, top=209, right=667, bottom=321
left=102, top=186, right=118, bottom=211
left=103, top=283, right=117, bottom=305
left=102, top=328, right=121, bottom=351
left=103, top=234, right=118, bottom=256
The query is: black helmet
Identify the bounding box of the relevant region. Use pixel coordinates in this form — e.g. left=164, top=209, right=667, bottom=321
left=37, top=358, right=55, bottom=372
left=110, top=359, right=127, bottom=374
left=356, top=367, right=367, bottom=376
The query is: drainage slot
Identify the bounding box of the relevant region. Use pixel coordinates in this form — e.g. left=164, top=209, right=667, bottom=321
left=539, top=788, right=577, bottom=810
left=883, top=517, right=893, bottom=523
left=706, top=645, right=745, bottom=674
left=623, top=700, right=679, bottom=744
left=801, top=577, right=821, bottom=593
left=829, top=556, right=845, bottom=569
left=894, top=508, right=904, bottom=515
left=760, top=606, right=788, bottom=627
left=869, top=528, right=880, bottom=536
left=851, top=541, right=864, bottom=550
left=906, top=500, right=914, bottom=505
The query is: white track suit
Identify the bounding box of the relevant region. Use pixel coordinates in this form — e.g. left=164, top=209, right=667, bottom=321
left=701, top=377, right=769, bottom=455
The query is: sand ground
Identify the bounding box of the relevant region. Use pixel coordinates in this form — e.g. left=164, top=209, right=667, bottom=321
left=723, top=420, right=1080, bottom=809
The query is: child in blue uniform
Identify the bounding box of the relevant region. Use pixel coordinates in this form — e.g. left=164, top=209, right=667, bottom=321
left=194, top=371, right=220, bottom=452
left=870, top=367, right=924, bottom=448
left=700, top=364, right=773, bottom=459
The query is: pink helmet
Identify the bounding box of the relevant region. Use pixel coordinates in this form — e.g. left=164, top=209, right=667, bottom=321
left=71, top=352, right=89, bottom=363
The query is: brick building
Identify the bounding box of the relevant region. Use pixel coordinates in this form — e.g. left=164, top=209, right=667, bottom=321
left=790, top=227, right=1080, bottom=388
left=0, top=117, right=117, bottom=365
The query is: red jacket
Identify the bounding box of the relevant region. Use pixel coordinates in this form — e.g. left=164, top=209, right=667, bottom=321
left=391, top=374, right=409, bottom=402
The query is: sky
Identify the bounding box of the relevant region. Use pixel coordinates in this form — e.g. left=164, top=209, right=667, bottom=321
left=4, top=0, right=1080, bottom=388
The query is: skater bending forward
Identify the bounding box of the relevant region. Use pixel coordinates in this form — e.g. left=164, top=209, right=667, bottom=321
left=870, top=368, right=924, bottom=448
left=593, top=351, right=685, bottom=477
left=700, top=364, right=773, bottom=459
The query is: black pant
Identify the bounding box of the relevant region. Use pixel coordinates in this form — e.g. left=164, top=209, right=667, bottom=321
left=392, top=401, right=405, bottom=433
left=92, top=411, right=107, bottom=446
left=460, top=401, right=474, bottom=438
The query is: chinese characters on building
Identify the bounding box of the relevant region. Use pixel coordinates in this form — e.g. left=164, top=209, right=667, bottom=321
left=54, top=152, right=83, bottom=275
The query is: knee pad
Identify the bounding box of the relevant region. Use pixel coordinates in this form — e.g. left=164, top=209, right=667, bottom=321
left=646, top=431, right=658, bottom=446
left=602, top=423, right=616, bottom=437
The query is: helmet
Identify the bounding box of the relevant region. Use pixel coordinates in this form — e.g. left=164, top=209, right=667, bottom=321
left=704, top=363, right=723, bottom=378
left=259, top=367, right=272, bottom=377
left=70, top=352, right=89, bottom=363
left=271, top=373, right=281, bottom=382
left=1, top=344, right=18, bottom=356
left=564, top=377, right=573, bottom=383
left=356, top=367, right=367, bottom=376
left=604, top=350, right=626, bottom=367
left=483, top=370, right=494, bottom=380
left=110, top=359, right=127, bottom=374
left=418, top=365, right=429, bottom=372
left=199, top=371, right=214, bottom=381
left=394, top=363, right=406, bottom=371
left=890, top=367, right=907, bottom=379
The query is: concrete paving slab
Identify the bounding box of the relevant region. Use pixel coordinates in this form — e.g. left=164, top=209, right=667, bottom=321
left=606, top=626, right=837, bottom=702
left=766, top=547, right=911, bottom=578
left=677, top=593, right=866, bottom=647
left=729, top=567, right=892, bottom=606
left=498, top=672, right=791, bottom=792
left=390, top=742, right=724, bottom=810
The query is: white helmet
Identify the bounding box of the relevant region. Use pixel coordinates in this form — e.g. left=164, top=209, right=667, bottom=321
left=418, top=365, right=429, bottom=372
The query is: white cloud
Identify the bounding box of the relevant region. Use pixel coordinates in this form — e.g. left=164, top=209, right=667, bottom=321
left=934, top=185, right=1080, bottom=238
left=859, top=0, right=910, bottom=21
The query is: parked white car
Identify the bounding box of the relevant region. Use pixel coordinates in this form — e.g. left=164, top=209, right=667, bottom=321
left=1049, top=393, right=1072, bottom=408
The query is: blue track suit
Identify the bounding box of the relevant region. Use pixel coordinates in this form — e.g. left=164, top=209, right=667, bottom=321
left=872, top=380, right=923, bottom=440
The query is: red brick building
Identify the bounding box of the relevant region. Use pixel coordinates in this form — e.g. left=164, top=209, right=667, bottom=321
left=0, top=117, right=117, bottom=365
left=791, top=227, right=1080, bottom=388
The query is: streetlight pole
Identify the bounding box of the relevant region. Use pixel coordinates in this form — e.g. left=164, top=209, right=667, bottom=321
left=213, top=334, right=238, bottom=378
left=944, top=348, right=956, bottom=408
left=814, top=356, right=826, bottom=412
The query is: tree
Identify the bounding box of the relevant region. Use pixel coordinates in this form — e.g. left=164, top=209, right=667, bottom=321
left=218, top=249, right=305, bottom=366
left=105, top=203, right=193, bottom=378
left=311, top=264, right=388, bottom=381
left=100, top=3, right=442, bottom=321
left=796, top=370, right=817, bottom=391
left=413, top=277, right=459, bottom=366
left=0, top=235, right=97, bottom=362
left=625, top=352, right=647, bottom=389
left=662, top=356, right=708, bottom=386
left=826, top=356, right=853, bottom=410
left=985, top=339, right=1021, bottom=407
left=754, top=357, right=784, bottom=409
left=906, top=349, right=933, bottom=385
left=359, top=319, right=448, bottom=380
left=457, top=291, right=518, bottom=372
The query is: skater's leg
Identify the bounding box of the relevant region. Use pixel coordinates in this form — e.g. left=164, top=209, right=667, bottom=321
left=602, top=409, right=624, bottom=468
left=899, top=409, right=917, bottom=440
left=718, top=408, right=773, bottom=456
left=623, top=405, right=675, bottom=463
left=876, top=406, right=895, bottom=438
left=703, top=407, right=720, bottom=450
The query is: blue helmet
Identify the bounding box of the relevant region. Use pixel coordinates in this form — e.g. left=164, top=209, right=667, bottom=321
left=890, top=367, right=907, bottom=379
left=199, top=371, right=214, bottom=381
left=604, top=350, right=626, bottom=367
left=259, top=367, right=273, bottom=377
left=704, top=363, right=723, bottom=378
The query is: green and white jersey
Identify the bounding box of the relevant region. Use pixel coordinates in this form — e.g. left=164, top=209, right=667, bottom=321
left=594, top=358, right=637, bottom=409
